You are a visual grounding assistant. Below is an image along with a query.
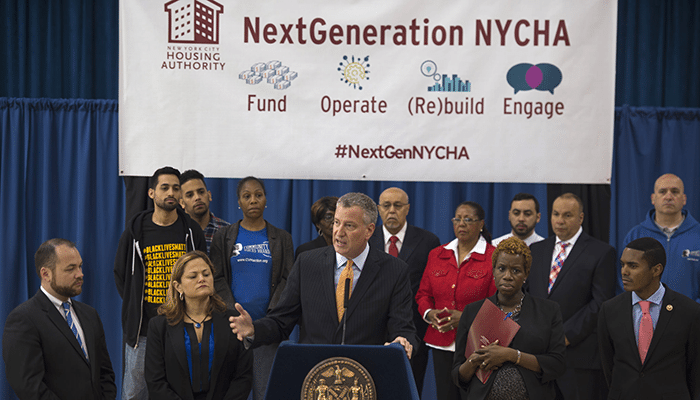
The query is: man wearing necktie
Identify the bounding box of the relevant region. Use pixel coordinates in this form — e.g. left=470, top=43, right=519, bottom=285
left=598, top=237, right=700, bottom=400
left=369, top=187, right=441, bottom=395
left=3, top=238, right=116, bottom=399
left=527, top=193, right=616, bottom=400
left=230, top=192, right=417, bottom=360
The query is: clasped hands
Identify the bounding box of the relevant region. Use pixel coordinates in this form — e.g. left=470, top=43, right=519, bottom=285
left=427, top=307, right=461, bottom=333
left=465, top=340, right=512, bottom=371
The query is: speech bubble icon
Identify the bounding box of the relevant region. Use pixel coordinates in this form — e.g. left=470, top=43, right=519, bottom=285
left=525, top=65, right=543, bottom=89
left=507, top=63, right=534, bottom=94
left=534, top=63, right=562, bottom=94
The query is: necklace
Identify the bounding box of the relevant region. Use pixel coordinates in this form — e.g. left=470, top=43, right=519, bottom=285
left=497, top=292, right=524, bottom=319
left=184, top=311, right=208, bottom=328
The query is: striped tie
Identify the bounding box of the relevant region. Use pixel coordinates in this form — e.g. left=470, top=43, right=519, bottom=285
left=62, top=302, right=88, bottom=359
left=548, top=242, right=569, bottom=293
left=336, top=260, right=354, bottom=321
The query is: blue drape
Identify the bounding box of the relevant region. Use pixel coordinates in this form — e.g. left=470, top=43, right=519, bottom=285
left=0, top=98, right=124, bottom=400
left=610, top=106, right=700, bottom=253
left=3, top=0, right=700, bottom=399
left=3, top=99, right=700, bottom=399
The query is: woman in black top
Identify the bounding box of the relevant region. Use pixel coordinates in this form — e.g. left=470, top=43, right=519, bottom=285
left=146, top=251, right=252, bottom=400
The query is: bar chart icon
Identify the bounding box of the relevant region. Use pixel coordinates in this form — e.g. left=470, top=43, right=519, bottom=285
left=428, top=74, right=471, bottom=92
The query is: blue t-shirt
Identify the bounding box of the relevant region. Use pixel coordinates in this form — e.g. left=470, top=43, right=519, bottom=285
left=230, top=226, right=272, bottom=321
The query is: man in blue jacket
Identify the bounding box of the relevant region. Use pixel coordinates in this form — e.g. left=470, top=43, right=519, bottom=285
left=622, top=173, right=700, bottom=303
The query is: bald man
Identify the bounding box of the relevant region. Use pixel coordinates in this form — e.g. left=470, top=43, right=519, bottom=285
left=622, top=173, right=700, bottom=303
left=369, top=187, right=441, bottom=395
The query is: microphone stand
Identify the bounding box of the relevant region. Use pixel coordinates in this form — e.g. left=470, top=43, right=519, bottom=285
left=341, top=277, right=350, bottom=345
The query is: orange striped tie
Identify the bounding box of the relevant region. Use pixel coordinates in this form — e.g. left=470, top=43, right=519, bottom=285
left=336, top=260, right=354, bottom=321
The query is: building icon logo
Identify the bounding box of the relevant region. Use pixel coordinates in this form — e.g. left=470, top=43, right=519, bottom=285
left=164, top=0, right=224, bottom=44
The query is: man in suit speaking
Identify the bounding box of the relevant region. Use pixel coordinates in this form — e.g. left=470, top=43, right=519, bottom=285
left=598, top=237, right=700, bottom=400
left=3, top=238, right=116, bottom=399
left=230, top=192, right=417, bottom=359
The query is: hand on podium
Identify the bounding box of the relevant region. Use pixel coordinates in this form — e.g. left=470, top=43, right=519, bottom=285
left=229, top=303, right=254, bottom=341
left=385, top=336, right=413, bottom=360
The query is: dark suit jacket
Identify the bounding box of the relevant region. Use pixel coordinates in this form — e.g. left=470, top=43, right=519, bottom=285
left=295, top=235, right=330, bottom=260
left=452, top=295, right=567, bottom=400
left=598, top=286, right=700, bottom=400
left=2, top=290, right=116, bottom=400
left=252, top=245, right=419, bottom=350
left=145, top=310, right=253, bottom=400
left=369, top=224, right=441, bottom=339
left=210, top=220, right=294, bottom=311
left=527, top=231, right=616, bottom=369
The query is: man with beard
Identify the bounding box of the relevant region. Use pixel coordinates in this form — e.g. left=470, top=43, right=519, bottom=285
left=621, top=173, right=700, bottom=301
left=179, top=169, right=230, bottom=254
left=492, top=193, right=544, bottom=247
left=114, top=166, right=206, bottom=400
left=3, top=238, right=116, bottom=399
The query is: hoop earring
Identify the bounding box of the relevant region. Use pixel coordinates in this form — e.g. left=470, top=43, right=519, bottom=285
left=179, top=292, right=184, bottom=301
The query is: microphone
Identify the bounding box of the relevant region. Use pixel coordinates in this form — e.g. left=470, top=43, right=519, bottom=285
left=341, top=277, right=350, bottom=345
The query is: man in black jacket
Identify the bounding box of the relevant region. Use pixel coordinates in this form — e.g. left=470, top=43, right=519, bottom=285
left=114, top=166, right=206, bottom=400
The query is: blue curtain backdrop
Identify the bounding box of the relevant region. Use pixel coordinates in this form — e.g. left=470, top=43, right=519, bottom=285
left=3, top=99, right=700, bottom=399
left=3, top=0, right=700, bottom=399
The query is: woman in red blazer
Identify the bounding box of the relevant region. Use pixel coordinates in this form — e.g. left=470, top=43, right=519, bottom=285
left=416, top=201, right=496, bottom=400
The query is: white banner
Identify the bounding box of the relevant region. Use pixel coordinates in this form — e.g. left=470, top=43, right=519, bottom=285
left=119, top=0, right=617, bottom=183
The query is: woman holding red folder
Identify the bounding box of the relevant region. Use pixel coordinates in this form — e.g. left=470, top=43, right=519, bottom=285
left=452, top=237, right=566, bottom=400
left=416, top=201, right=497, bottom=400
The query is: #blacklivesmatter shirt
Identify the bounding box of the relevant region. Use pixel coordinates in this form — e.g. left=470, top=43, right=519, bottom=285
left=230, top=226, right=272, bottom=321
left=141, top=217, right=188, bottom=326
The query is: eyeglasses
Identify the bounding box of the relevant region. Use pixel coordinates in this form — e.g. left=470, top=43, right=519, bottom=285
left=451, top=217, right=482, bottom=224
left=379, top=202, right=407, bottom=211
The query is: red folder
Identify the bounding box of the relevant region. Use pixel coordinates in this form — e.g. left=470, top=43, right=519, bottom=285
left=464, top=299, right=521, bottom=383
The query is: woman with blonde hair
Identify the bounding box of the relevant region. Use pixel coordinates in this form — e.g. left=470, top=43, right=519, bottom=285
left=146, top=251, right=253, bottom=400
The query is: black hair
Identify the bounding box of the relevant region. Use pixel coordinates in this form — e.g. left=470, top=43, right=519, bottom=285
left=511, top=192, right=540, bottom=214
left=149, top=166, right=181, bottom=190
left=180, top=169, right=206, bottom=188
left=236, top=176, right=266, bottom=199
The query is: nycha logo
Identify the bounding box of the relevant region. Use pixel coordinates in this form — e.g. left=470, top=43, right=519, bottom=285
left=161, top=0, right=226, bottom=70
left=164, top=0, right=224, bottom=44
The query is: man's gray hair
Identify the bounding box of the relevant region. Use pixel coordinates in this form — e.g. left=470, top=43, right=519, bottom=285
left=337, top=192, right=378, bottom=225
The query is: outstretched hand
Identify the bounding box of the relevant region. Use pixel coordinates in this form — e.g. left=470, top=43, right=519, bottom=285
left=229, top=303, right=254, bottom=341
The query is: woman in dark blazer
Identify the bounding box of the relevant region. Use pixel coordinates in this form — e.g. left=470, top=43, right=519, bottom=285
left=452, top=237, right=566, bottom=400
left=146, top=251, right=252, bottom=400
left=209, top=176, right=294, bottom=400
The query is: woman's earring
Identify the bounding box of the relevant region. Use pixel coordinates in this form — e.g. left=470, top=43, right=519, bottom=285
left=179, top=292, right=184, bottom=301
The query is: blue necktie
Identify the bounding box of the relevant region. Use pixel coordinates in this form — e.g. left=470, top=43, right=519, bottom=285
left=62, top=302, right=88, bottom=359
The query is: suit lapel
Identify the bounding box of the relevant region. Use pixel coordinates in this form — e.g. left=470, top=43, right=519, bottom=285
left=530, top=237, right=556, bottom=297
left=321, top=247, right=340, bottom=325
left=643, top=289, right=673, bottom=368
left=72, top=302, right=94, bottom=367
left=550, top=233, right=589, bottom=295
left=398, top=225, right=418, bottom=262
left=344, top=248, right=380, bottom=324
left=167, top=321, right=192, bottom=386
left=209, top=313, right=229, bottom=395
left=37, top=292, right=90, bottom=365
left=617, top=293, right=643, bottom=369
